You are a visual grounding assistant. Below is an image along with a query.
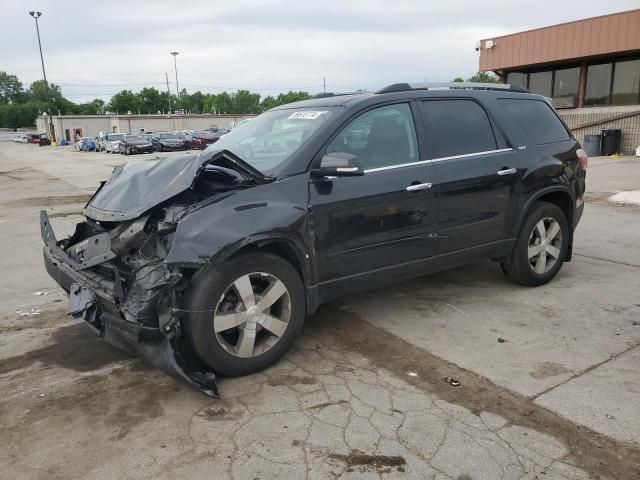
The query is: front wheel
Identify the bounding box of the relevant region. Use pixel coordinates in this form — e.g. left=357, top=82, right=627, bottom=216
left=501, top=202, right=569, bottom=286
left=182, top=252, right=306, bottom=376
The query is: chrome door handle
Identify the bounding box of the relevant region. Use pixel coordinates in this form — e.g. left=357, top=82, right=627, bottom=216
left=406, top=182, right=432, bottom=192
left=497, top=168, right=517, bottom=176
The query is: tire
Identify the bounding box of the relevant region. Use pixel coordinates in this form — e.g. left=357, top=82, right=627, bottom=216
left=182, top=252, right=306, bottom=376
left=501, top=201, right=569, bottom=286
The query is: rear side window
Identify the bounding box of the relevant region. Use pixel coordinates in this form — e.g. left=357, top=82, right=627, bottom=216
left=499, top=99, right=570, bottom=145
left=420, top=100, right=497, bottom=159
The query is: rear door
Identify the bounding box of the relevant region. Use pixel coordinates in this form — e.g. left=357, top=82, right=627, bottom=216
left=417, top=98, right=520, bottom=253
left=309, top=102, right=438, bottom=282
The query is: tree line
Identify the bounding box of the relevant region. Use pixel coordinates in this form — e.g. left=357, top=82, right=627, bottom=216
left=0, top=71, right=311, bottom=129
left=0, top=70, right=497, bottom=129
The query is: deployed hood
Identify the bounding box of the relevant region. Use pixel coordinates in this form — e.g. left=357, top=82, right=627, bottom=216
left=84, top=149, right=267, bottom=222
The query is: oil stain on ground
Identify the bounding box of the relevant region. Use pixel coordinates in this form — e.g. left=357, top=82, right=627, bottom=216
left=0, top=322, right=130, bottom=375
left=8, top=194, right=92, bottom=207
left=529, top=361, right=572, bottom=379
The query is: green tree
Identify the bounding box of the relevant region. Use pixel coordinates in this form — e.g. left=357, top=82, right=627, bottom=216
left=77, top=98, right=105, bottom=115
left=137, top=87, right=167, bottom=113
left=452, top=77, right=464, bottom=82
left=107, top=90, right=140, bottom=114
left=0, top=72, right=25, bottom=104
left=260, top=91, right=310, bottom=111
left=466, top=71, right=498, bottom=83
left=233, top=90, right=261, bottom=114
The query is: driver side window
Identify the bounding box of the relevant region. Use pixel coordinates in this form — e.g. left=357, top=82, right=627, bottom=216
left=327, top=103, right=418, bottom=170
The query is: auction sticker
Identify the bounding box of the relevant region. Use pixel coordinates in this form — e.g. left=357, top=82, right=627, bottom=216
left=288, top=111, right=328, bottom=120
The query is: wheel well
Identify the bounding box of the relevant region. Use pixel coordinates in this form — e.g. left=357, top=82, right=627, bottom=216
left=534, top=191, right=573, bottom=225
left=228, top=240, right=308, bottom=285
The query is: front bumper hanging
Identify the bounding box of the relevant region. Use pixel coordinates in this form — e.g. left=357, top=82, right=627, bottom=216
left=41, top=210, right=218, bottom=397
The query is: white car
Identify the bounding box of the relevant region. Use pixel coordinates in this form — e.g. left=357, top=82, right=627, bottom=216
left=102, top=133, right=127, bottom=153
left=14, top=134, right=28, bottom=143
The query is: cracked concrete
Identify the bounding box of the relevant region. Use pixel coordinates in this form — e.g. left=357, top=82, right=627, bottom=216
left=0, top=323, right=596, bottom=480
left=1, top=144, right=638, bottom=479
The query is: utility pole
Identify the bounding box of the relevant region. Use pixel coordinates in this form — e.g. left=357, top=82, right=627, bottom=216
left=165, top=72, right=172, bottom=114
left=323, top=77, right=326, bottom=94
left=29, top=11, right=55, bottom=142
left=170, top=52, right=179, bottom=98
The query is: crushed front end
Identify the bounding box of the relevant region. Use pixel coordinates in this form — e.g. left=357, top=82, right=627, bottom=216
left=41, top=207, right=219, bottom=397
left=39, top=150, right=270, bottom=396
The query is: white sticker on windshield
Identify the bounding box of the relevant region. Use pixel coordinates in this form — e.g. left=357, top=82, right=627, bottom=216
left=288, top=111, right=328, bottom=120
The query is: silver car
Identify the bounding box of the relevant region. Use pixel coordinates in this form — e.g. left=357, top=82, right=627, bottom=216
left=101, top=133, right=127, bottom=153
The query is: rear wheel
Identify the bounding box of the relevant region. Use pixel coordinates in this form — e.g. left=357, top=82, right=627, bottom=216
left=501, top=202, right=569, bottom=286
left=183, top=253, right=306, bottom=376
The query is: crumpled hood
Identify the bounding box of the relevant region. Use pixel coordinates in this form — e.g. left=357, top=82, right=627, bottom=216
left=83, top=149, right=266, bottom=222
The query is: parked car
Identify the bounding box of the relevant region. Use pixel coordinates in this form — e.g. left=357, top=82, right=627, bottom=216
left=14, top=134, right=28, bottom=143
left=73, top=137, right=96, bottom=151
left=102, top=133, right=126, bottom=153
left=27, top=133, right=46, bottom=144
left=191, top=131, right=223, bottom=149
left=118, top=134, right=154, bottom=155
left=41, top=82, right=586, bottom=394
left=151, top=132, right=187, bottom=151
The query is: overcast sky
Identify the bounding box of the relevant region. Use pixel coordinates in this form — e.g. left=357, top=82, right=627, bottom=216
left=1, top=1, right=637, bottom=102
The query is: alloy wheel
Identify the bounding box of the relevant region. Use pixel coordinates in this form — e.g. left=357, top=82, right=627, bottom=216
left=213, top=272, right=291, bottom=358
left=528, top=217, right=562, bottom=274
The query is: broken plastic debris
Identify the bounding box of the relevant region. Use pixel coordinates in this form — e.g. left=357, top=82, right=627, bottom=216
left=406, top=372, right=418, bottom=377
left=32, top=291, right=51, bottom=296
left=16, top=309, right=42, bottom=316
left=445, top=376, right=461, bottom=387
left=605, top=414, right=616, bottom=420
left=37, top=394, right=46, bottom=398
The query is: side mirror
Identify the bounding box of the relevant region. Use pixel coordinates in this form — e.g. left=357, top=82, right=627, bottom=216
left=312, top=152, right=364, bottom=177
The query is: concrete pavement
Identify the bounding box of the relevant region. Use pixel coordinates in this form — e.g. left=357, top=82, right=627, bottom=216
left=1, top=142, right=638, bottom=479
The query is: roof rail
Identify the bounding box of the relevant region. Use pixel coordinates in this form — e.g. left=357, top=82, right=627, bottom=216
left=376, top=82, right=529, bottom=94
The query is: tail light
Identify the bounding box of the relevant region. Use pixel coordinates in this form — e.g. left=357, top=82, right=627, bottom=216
left=576, top=148, right=588, bottom=172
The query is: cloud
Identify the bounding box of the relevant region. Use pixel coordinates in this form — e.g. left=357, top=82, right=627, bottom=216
left=2, top=0, right=637, bottom=101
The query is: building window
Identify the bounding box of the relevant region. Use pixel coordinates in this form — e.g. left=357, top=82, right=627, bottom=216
left=585, top=63, right=613, bottom=106
left=528, top=71, right=553, bottom=97
left=553, top=67, right=580, bottom=98
left=507, top=72, right=527, bottom=88
left=612, top=59, right=640, bottom=105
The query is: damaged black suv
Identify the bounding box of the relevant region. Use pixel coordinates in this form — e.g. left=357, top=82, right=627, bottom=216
left=42, top=82, right=586, bottom=395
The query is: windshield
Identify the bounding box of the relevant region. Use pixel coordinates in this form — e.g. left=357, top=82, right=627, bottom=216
left=160, top=133, right=179, bottom=139
left=126, top=135, right=143, bottom=141
left=204, top=108, right=335, bottom=174
left=107, top=134, right=125, bottom=141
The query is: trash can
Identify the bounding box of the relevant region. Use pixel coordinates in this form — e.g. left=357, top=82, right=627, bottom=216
left=583, top=134, right=601, bottom=157
left=601, top=128, right=622, bottom=156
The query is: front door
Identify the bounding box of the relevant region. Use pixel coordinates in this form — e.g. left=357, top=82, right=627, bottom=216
left=309, top=103, right=438, bottom=283
left=418, top=99, right=520, bottom=253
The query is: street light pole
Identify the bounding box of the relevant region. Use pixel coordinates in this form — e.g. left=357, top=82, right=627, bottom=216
left=29, top=11, right=55, bottom=142
left=170, top=51, right=180, bottom=100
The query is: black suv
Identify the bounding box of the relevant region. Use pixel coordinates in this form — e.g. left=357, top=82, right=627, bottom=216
left=41, top=82, right=586, bottom=394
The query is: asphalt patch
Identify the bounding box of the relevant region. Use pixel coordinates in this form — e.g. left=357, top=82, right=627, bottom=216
left=266, top=374, right=317, bottom=386
left=330, top=450, right=406, bottom=472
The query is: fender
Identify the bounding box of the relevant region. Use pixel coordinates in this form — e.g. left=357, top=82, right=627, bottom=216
left=514, top=185, right=576, bottom=260
left=164, top=174, right=314, bottom=279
